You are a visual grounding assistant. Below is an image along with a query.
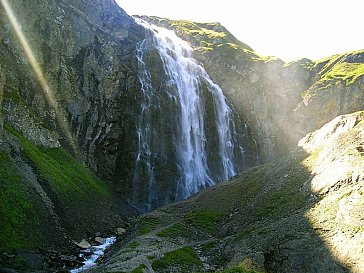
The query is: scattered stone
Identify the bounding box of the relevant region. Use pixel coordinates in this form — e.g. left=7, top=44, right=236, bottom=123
left=4, top=254, right=16, bottom=259
left=117, top=228, right=126, bottom=235
left=75, top=239, right=91, bottom=249
left=95, top=237, right=104, bottom=244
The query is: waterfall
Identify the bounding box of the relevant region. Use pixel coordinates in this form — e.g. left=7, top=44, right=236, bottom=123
left=132, top=19, right=250, bottom=211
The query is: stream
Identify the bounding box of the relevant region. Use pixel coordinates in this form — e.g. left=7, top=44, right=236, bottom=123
left=70, top=236, right=116, bottom=273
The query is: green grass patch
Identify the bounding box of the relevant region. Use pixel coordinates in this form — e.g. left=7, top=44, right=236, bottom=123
left=4, top=124, right=111, bottom=198
left=0, top=151, right=41, bottom=251
left=151, top=246, right=202, bottom=272
left=200, top=241, right=217, bottom=252
left=131, top=264, right=147, bottom=273
left=136, top=215, right=161, bottom=235
left=305, top=49, right=364, bottom=94
left=323, top=62, right=364, bottom=85
left=156, top=223, right=191, bottom=238
left=186, top=210, right=223, bottom=233
left=128, top=240, right=141, bottom=249
left=4, top=89, right=24, bottom=104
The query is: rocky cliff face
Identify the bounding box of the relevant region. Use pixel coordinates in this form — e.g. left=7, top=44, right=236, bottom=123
left=88, top=111, right=364, bottom=273
left=0, top=0, right=145, bottom=261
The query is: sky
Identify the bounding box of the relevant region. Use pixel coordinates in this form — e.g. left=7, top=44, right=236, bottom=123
left=115, top=0, right=364, bottom=62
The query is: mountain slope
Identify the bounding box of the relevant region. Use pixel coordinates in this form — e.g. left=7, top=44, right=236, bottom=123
left=89, top=111, right=364, bottom=273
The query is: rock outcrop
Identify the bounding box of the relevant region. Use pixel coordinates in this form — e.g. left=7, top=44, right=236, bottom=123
left=89, top=111, right=364, bottom=273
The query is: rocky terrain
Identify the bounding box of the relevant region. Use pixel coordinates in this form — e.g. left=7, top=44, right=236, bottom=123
left=0, top=0, right=363, bottom=272
left=87, top=111, right=364, bottom=273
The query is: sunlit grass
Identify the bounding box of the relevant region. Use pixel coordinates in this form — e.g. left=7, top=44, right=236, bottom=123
left=4, top=124, right=111, bottom=198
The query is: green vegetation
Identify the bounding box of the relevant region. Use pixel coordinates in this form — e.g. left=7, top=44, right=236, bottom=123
left=128, top=240, right=141, bottom=249
left=150, top=16, right=252, bottom=56
left=131, top=264, right=147, bottom=273
left=305, top=49, right=364, bottom=93
left=323, top=62, right=364, bottom=85
left=151, top=246, right=203, bottom=272
left=3, top=89, right=24, bottom=104
left=200, top=241, right=217, bottom=252
left=4, top=124, right=111, bottom=198
left=186, top=210, right=223, bottom=233
left=0, top=152, right=41, bottom=251
left=156, top=223, right=191, bottom=238
left=136, top=215, right=161, bottom=235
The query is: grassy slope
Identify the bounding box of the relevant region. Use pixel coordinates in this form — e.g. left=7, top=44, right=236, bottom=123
left=0, top=124, right=114, bottom=254
left=4, top=124, right=111, bottom=198
left=0, top=152, right=43, bottom=251
left=91, top=147, right=314, bottom=272
left=304, top=49, right=364, bottom=94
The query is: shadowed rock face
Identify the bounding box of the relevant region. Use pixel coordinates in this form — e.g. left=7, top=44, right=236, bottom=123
left=0, top=0, right=144, bottom=191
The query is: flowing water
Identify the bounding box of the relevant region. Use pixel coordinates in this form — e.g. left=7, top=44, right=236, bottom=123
left=132, top=19, right=252, bottom=211
left=70, top=237, right=116, bottom=273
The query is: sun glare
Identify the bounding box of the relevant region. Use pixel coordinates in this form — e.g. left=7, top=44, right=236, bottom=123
left=0, top=0, right=78, bottom=154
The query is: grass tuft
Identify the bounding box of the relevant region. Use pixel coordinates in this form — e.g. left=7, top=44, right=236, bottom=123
left=186, top=210, right=223, bottom=233
left=151, top=246, right=202, bottom=272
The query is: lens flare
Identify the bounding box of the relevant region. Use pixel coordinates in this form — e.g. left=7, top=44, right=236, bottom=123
left=0, top=0, right=78, bottom=154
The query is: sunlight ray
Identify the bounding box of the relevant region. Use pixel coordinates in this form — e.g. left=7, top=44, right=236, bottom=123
left=0, top=0, right=78, bottom=154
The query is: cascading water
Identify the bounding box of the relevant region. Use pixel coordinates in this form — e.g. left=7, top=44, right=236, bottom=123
left=132, top=19, right=254, bottom=211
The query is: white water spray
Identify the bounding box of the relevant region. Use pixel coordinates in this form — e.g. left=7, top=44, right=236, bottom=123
left=132, top=19, right=247, bottom=211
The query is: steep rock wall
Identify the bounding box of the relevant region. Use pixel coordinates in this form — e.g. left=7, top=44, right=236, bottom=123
left=0, top=0, right=145, bottom=188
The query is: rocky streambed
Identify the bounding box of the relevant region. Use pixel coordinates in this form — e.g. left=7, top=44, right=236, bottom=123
left=0, top=227, right=127, bottom=273
left=70, top=236, right=117, bottom=273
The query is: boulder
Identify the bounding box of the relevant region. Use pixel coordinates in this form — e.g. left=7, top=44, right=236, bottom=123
left=75, top=239, right=91, bottom=249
